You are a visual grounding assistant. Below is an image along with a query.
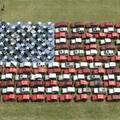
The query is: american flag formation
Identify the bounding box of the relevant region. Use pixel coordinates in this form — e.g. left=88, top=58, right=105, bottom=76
left=0, top=21, right=120, bottom=102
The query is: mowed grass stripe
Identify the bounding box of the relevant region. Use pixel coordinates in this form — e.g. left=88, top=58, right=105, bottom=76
left=2, top=0, right=120, bottom=22
left=0, top=102, right=120, bottom=120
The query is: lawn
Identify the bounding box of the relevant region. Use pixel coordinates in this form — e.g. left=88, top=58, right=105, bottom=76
left=1, top=0, right=120, bottom=120
left=0, top=102, right=120, bottom=120
left=2, top=0, right=120, bottom=22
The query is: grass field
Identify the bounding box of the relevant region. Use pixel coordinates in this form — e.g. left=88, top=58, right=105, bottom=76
left=2, top=0, right=120, bottom=22
left=1, top=0, right=120, bottom=120
left=1, top=102, right=120, bottom=120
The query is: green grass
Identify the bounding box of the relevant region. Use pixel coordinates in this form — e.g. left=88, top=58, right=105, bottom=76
left=2, top=0, right=120, bottom=22
left=0, top=102, right=120, bottom=120
left=1, top=0, right=120, bottom=120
